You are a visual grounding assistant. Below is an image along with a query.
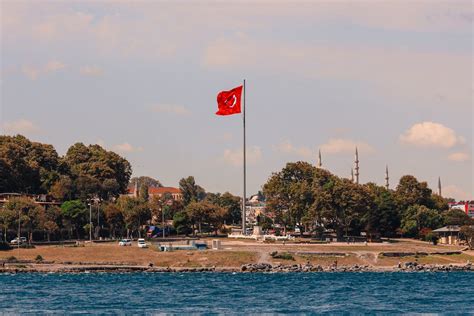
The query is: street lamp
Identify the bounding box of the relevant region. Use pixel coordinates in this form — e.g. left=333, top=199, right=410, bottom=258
left=88, top=201, right=92, bottom=242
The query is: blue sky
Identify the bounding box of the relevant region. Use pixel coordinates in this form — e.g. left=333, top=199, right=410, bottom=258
left=1, top=1, right=472, bottom=200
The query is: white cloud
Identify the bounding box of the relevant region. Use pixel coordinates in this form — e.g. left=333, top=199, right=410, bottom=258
left=2, top=119, right=39, bottom=135
left=320, top=138, right=375, bottom=154
left=223, top=146, right=262, bottom=167
left=448, top=152, right=470, bottom=162
left=79, top=66, right=103, bottom=76
left=151, top=104, right=191, bottom=116
left=274, top=140, right=312, bottom=158
left=443, top=184, right=471, bottom=200
left=113, top=142, right=143, bottom=153
left=21, top=60, right=65, bottom=80
left=400, top=122, right=465, bottom=148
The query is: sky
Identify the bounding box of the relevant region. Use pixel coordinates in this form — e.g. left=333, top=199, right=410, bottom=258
left=0, top=1, right=472, bottom=200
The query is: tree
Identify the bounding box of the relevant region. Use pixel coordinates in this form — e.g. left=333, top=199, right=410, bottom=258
left=0, top=135, right=60, bottom=193
left=43, top=206, right=61, bottom=241
left=263, top=162, right=317, bottom=234
left=219, top=192, right=241, bottom=225
left=443, top=209, right=473, bottom=226
left=130, top=176, right=162, bottom=188
left=394, top=175, right=433, bottom=212
left=139, top=183, right=149, bottom=202
left=400, top=204, right=443, bottom=238
left=116, top=196, right=150, bottom=238
left=63, top=143, right=132, bottom=200
left=185, top=201, right=224, bottom=235
left=205, top=192, right=241, bottom=225
left=0, top=208, right=16, bottom=241
left=61, top=200, right=88, bottom=239
left=103, top=202, right=125, bottom=238
left=173, top=211, right=191, bottom=236
left=179, top=176, right=206, bottom=206
left=363, top=183, right=400, bottom=238
left=431, top=194, right=449, bottom=212
left=49, top=176, right=74, bottom=201
left=460, top=226, right=474, bottom=249
left=4, top=197, right=46, bottom=242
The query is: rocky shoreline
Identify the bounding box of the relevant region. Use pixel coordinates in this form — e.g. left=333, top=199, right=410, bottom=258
left=1, top=262, right=473, bottom=274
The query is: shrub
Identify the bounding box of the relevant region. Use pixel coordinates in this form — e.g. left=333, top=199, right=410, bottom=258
left=35, top=255, right=43, bottom=262
left=270, top=251, right=295, bottom=261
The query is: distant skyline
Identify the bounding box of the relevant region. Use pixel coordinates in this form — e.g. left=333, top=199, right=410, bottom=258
left=1, top=1, right=472, bottom=200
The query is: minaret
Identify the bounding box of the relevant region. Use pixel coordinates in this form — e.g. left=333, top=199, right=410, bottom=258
left=317, top=149, right=322, bottom=168
left=385, top=165, right=389, bottom=190
left=438, top=177, right=442, bottom=197
left=354, top=147, right=360, bottom=184
left=351, top=168, right=354, bottom=182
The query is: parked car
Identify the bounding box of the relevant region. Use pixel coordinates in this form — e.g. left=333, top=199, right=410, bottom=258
left=118, top=239, right=132, bottom=246
left=137, top=238, right=148, bottom=248
left=10, top=237, right=27, bottom=245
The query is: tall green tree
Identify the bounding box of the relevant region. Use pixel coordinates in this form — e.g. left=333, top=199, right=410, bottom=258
left=61, top=200, right=88, bottom=239
left=63, top=143, right=132, bottom=200
left=0, top=135, right=59, bottom=193
left=394, top=175, right=433, bottom=212
left=4, top=197, right=46, bottom=242
left=103, top=202, right=125, bottom=238
left=116, top=196, right=150, bottom=238
left=179, top=176, right=206, bottom=206
left=443, top=209, right=473, bottom=226
left=363, top=183, right=400, bottom=238
left=130, top=176, right=162, bottom=188
left=263, top=162, right=317, bottom=234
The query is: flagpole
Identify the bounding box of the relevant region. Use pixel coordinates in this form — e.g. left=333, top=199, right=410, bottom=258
left=242, top=79, right=247, bottom=235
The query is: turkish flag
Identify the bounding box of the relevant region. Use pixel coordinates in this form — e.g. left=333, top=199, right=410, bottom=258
left=216, top=85, right=243, bottom=116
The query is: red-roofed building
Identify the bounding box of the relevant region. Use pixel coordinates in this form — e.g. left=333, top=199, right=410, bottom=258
left=125, top=186, right=183, bottom=201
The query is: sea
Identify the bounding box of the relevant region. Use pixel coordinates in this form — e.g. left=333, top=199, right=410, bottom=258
left=1, top=272, right=473, bottom=314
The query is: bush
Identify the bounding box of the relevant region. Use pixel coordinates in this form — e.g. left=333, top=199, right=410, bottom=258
left=35, top=255, right=43, bottom=262
left=270, top=251, right=295, bottom=261
left=0, top=241, right=12, bottom=251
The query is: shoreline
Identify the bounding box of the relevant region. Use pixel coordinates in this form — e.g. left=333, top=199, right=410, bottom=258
left=2, top=239, right=473, bottom=274
left=1, top=262, right=473, bottom=274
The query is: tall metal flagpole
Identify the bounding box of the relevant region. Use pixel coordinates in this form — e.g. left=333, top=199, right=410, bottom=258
left=242, top=79, right=247, bottom=235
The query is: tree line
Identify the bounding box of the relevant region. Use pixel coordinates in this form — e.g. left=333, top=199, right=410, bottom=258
left=263, top=162, right=473, bottom=242
left=1, top=135, right=132, bottom=200
left=1, top=135, right=472, bottom=244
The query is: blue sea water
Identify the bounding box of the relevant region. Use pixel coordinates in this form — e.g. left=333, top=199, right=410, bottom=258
left=0, top=272, right=473, bottom=314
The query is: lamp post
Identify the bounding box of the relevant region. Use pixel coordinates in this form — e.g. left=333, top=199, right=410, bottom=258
left=17, top=209, right=21, bottom=258
left=89, top=201, right=92, bottom=242
left=162, top=206, right=166, bottom=239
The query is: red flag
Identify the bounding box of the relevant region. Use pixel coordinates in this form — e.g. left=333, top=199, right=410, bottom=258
left=216, top=85, right=243, bottom=116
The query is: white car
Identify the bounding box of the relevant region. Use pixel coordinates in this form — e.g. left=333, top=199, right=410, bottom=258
left=10, top=237, right=27, bottom=245
left=137, top=238, right=148, bottom=248
left=119, top=239, right=132, bottom=246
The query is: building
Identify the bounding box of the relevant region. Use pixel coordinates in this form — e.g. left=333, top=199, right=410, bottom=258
left=449, top=201, right=474, bottom=218
left=433, top=226, right=461, bottom=245
left=0, top=193, right=61, bottom=208
left=126, top=186, right=183, bottom=201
